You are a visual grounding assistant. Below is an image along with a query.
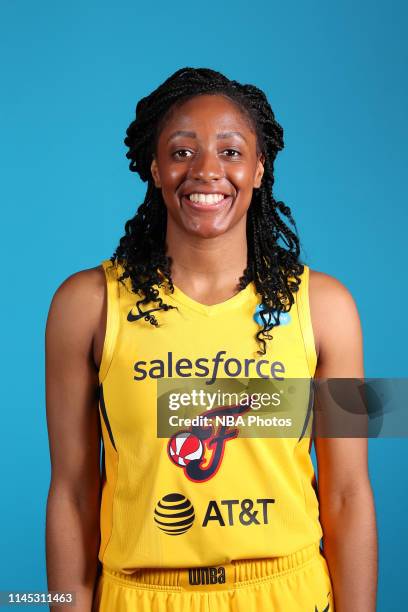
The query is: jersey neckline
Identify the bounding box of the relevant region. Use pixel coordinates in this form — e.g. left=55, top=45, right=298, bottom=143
left=163, top=281, right=256, bottom=316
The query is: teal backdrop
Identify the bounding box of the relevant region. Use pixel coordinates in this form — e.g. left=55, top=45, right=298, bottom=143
left=1, top=0, right=407, bottom=608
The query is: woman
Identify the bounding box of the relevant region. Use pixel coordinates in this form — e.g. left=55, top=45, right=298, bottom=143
left=45, top=67, right=377, bottom=611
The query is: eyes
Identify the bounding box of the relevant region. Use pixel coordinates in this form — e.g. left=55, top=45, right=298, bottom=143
left=172, top=148, right=241, bottom=160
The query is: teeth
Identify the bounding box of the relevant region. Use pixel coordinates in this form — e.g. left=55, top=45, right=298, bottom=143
left=188, top=193, right=226, bottom=204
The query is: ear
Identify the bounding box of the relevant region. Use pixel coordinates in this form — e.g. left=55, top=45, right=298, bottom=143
left=150, top=156, right=161, bottom=188
left=254, top=153, right=265, bottom=188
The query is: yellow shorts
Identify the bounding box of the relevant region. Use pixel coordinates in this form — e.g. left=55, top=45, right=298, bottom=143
left=92, top=543, right=334, bottom=611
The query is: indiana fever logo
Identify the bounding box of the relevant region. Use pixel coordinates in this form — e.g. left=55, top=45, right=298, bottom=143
left=167, top=402, right=252, bottom=482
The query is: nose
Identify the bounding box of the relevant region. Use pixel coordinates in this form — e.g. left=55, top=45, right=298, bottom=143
left=188, top=149, right=224, bottom=180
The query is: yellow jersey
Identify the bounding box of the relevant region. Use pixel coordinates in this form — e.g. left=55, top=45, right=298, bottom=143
left=97, top=259, right=322, bottom=573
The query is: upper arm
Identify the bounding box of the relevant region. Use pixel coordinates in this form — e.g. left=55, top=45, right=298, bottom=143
left=309, top=270, right=370, bottom=505
left=309, top=270, right=364, bottom=378
left=45, top=267, right=106, bottom=500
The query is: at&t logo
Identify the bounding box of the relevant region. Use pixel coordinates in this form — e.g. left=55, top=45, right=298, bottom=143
left=154, top=493, right=195, bottom=535
left=154, top=493, right=275, bottom=536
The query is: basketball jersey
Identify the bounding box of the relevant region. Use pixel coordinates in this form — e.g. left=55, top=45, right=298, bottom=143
left=97, top=259, right=323, bottom=573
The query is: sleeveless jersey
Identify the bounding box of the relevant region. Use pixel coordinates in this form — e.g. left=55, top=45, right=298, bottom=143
left=97, top=259, right=322, bottom=573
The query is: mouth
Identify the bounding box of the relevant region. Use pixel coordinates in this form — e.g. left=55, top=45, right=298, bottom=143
left=180, top=192, right=234, bottom=212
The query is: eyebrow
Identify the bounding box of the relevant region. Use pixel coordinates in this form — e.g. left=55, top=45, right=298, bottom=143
left=167, top=130, right=247, bottom=143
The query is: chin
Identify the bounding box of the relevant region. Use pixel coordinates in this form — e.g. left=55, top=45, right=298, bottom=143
left=184, top=223, right=230, bottom=239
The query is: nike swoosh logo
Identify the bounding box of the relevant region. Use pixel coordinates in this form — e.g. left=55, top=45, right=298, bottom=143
left=127, top=306, right=163, bottom=322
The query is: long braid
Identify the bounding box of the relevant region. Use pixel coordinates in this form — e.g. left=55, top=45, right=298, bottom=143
left=113, top=67, right=304, bottom=354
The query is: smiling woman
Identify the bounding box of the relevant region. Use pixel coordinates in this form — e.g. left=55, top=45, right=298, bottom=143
left=151, top=95, right=263, bottom=241
left=116, top=68, right=304, bottom=355
left=45, top=67, right=377, bottom=612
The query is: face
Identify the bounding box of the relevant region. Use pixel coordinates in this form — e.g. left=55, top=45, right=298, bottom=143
left=150, top=94, right=265, bottom=239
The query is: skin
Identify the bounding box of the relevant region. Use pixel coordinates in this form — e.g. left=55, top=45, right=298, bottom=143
left=150, top=94, right=265, bottom=302
left=45, top=94, right=377, bottom=611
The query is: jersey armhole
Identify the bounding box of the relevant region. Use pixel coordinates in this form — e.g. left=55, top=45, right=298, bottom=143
left=99, top=259, right=121, bottom=384
left=296, top=265, right=318, bottom=378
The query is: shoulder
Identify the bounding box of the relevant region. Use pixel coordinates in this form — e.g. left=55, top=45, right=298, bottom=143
left=307, top=267, right=362, bottom=360
left=46, top=265, right=106, bottom=343
left=48, top=265, right=106, bottom=312
left=308, top=267, right=358, bottom=310
left=309, top=268, right=354, bottom=304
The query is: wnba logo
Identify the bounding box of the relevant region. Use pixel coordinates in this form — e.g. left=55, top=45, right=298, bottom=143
left=154, top=493, right=195, bottom=535
left=188, top=566, right=226, bottom=585
left=253, top=304, right=291, bottom=326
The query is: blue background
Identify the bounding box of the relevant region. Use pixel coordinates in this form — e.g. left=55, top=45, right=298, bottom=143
left=1, top=0, right=407, bottom=608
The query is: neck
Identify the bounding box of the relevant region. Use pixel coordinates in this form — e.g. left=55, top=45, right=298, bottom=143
left=165, top=218, right=248, bottom=292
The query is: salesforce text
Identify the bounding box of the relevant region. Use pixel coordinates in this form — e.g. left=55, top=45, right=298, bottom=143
left=134, top=350, right=285, bottom=385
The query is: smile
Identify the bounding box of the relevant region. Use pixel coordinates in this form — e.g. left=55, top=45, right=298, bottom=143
left=181, top=192, right=234, bottom=210
left=188, top=193, right=226, bottom=204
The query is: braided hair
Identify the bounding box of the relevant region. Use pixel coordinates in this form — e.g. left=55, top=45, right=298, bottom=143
left=112, top=67, right=304, bottom=355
